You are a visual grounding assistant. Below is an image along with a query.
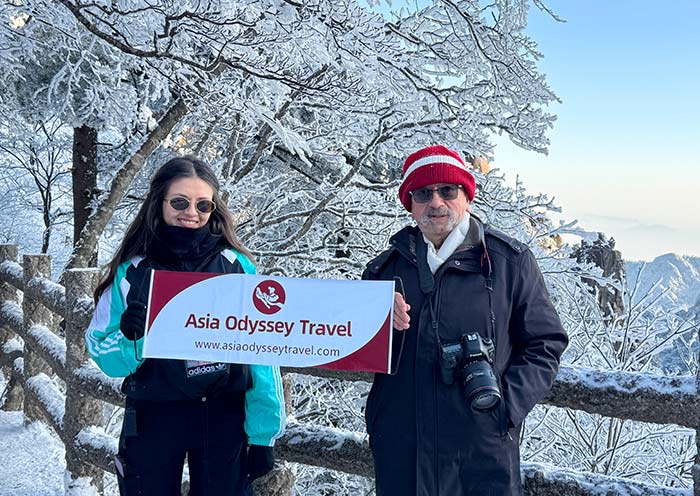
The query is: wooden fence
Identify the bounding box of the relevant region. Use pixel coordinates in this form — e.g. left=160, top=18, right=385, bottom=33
left=0, top=243, right=697, bottom=495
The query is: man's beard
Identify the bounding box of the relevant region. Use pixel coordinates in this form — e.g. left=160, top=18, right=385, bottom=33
left=417, top=207, right=458, bottom=232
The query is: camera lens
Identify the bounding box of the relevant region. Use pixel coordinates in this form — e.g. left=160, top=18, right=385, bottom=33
left=462, top=361, right=502, bottom=412
left=472, top=390, right=501, bottom=412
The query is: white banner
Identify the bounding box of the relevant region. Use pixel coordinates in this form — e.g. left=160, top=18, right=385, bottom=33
left=142, top=271, right=394, bottom=373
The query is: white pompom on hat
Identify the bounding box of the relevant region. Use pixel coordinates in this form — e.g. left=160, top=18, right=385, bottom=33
left=398, top=145, right=476, bottom=211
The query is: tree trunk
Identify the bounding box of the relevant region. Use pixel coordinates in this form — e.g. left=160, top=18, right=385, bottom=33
left=72, top=125, right=98, bottom=264
left=65, top=98, right=188, bottom=269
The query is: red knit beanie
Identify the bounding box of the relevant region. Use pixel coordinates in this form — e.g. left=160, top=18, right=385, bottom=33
left=398, top=145, right=476, bottom=211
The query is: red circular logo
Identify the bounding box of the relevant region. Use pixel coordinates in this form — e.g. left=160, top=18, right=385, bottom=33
left=253, top=280, right=286, bottom=315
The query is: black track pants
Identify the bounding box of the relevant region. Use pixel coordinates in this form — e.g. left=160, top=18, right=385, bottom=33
left=116, top=393, right=249, bottom=496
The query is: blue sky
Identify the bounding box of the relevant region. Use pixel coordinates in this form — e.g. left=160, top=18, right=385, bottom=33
left=492, top=1, right=700, bottom=260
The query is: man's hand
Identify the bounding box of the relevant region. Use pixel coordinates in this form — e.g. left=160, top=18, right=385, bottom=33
left=393, top=291, right=411, bottom=331
left=247, top=445, right=274, bottom=483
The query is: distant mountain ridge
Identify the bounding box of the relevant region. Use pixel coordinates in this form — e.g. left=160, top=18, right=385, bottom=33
left=625, top=254, right=700, bottom=317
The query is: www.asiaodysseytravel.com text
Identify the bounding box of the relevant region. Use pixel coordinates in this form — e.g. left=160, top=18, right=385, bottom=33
left=193, top=340, right=341, bottom=357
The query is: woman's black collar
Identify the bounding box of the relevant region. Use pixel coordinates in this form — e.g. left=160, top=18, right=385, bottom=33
left=146, top=223, right=224, bottom=266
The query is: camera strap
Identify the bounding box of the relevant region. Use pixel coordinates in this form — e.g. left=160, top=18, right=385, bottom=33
left=428, top=232, right=497, bottom=349
left=480, top=238, right=493, bottom=290
left=480, top=238, right=497, bottom=342
left=428, top=276, right=444, bottom=347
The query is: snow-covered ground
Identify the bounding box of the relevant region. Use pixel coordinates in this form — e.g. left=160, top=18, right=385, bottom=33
left=0, top=367, right=65, bottom=495
left=0, top=408, right=65, bottom=495
left=0, top=372, right=117, bottom=496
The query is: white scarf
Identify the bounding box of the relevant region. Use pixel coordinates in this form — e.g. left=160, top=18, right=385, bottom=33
left=423, top=213, right=471, bottom=274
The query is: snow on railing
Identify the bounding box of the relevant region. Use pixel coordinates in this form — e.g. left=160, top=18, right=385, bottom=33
left=289, top=364, right=700, bottom=429
left=0, top=243, right=697, bottom=496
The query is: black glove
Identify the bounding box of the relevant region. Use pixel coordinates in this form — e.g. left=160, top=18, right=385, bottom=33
left=120, top=301, right=147, bottom=341
left=120, top=268, right=152, bottom=341
left=247, top=445, right=274, bottom=483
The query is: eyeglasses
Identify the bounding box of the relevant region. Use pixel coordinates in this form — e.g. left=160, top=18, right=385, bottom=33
left=409, top=185, right=462, bottom=204
left=164, top=197, right=217, bottom=214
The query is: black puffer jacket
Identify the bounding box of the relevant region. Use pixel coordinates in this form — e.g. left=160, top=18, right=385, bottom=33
left=362, top=217, right=568, bottom=496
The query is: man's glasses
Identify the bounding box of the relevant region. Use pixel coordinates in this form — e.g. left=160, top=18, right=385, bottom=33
left=164, top=197, right=217, bottom=214
left=409, top=185, right=462, bottom=204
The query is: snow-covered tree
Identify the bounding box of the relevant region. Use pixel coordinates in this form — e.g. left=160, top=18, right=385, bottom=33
left=5, top=1, right=695, bottom=493
left=0, top=114, right=73, bottom=253
left=1, top=0, right=560, bottom=272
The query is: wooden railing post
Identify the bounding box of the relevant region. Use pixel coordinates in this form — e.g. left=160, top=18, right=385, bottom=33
left=63, top=268, right=103, bottom=492
left=22, top=254, right=54, bottom=423
left=0, top=244, right=23, bottom=410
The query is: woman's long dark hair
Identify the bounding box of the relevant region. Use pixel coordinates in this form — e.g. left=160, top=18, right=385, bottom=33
left=94, top=155, right=254, bottom=301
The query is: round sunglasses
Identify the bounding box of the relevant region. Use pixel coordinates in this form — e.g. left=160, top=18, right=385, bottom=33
left=409, top=184, right=462, bottom=204
left=164, top=197, right=217, bottom=214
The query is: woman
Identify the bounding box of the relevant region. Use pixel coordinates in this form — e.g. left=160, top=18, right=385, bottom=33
left=86, top=156, right=285, bottom=495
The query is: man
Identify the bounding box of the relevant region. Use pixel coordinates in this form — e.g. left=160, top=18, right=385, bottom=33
left=362, top=145, right=568, bottom=495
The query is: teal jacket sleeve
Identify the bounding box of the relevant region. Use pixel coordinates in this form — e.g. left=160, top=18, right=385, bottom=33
left=245, top=364, right=286, bottom=446
left=84, top=260, right=144, bottom=377
left=230, top=249, right=287, bottom=446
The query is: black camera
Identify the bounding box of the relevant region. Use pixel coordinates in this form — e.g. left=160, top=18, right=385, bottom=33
left=439, top=332, right=501, bottom=412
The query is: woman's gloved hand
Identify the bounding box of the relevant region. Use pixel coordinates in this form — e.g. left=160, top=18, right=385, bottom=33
left=120, top=301, right=147, bottom=341
left=247, top=445, right=274, bottom=483
left=120, top=269, right=152, bottom=341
